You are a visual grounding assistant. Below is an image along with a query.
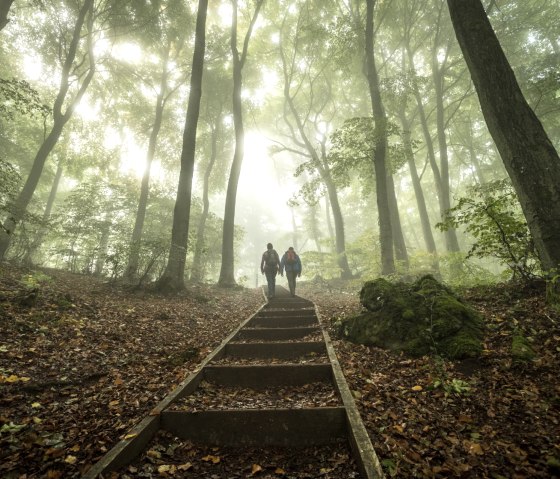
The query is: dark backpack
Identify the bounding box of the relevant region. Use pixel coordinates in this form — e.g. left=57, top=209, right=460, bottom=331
left=265, top=250, right=278, bottom=267
left=285, top=250, right=296, bottom=264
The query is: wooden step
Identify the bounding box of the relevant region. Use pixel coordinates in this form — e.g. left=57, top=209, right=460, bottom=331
left=161, top=407, right=347, bottom=446
left=257, top=308, right=316, bottom=318
left=224, top=341, right=326, bottom=359
left=234, top=326, right=319, bottom=341
left=248, top=315, right=318, bottom=328
left=203, top=364, right=333, bottom=388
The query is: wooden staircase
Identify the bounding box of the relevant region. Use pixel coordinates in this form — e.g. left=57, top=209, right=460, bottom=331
left=83, top=286, right=384, bottom=478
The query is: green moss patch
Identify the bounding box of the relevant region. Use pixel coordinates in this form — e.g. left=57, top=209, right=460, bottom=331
left=511, top=331, right=536, bottom=364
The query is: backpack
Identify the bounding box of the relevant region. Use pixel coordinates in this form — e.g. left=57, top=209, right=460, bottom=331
left=285, top=250, right=296, bottom=264
left=265, top=250, right=278, bottom=266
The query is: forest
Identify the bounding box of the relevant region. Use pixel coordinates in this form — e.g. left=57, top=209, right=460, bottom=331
left=1, top=0, right=560, bottom=478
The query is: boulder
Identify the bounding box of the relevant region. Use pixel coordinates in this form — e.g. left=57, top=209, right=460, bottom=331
left=339, top=275, right=484, bottom=359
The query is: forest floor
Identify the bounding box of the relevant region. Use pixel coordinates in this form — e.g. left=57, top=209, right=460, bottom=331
left=1, top=264, right=559, bottom=479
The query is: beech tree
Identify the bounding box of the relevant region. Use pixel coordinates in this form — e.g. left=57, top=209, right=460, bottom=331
left=364, top=0, right=395, bottom=275
left=0, top=0, right=14, bottom=32
left=446, top=0, right=560, bottom=283
left=218, top=0, right=265, bottom=287
left=157, top=0, right=208, bottom=291
left=0, top=0, right=96, bottom=260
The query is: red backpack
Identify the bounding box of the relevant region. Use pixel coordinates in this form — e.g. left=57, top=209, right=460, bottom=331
left=286, top=250, right=296, bottom=264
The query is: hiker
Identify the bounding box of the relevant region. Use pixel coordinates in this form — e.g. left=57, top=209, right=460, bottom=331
left=280, top=246, right=302, bottom=297
left=260, top=242, right=280, bottom=299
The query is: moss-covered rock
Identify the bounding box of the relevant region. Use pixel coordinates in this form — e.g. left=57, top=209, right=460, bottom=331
left=339, top=275, right=484, bottom=359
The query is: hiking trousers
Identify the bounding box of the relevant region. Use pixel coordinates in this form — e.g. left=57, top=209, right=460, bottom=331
left=265, top=270, right=277, bottom=298
left=286, top=271, right=298, bottom=296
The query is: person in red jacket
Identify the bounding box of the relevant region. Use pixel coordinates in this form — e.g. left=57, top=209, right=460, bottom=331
left=279, top=246, right=302, bottom=297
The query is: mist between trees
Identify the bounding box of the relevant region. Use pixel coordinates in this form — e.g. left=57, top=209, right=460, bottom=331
left=1, top=0, right=559, bottom=292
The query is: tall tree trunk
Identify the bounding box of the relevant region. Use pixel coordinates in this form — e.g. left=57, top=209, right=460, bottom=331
left=309, top=203, right=323, bottom=254
left=467, top=127, right=486, bottom=185
left=365, top=0, right=395, bottom=275
left=407, top=50, right=443, bottom=200
left=387, top=173, right=409, bottom=267
left=324, top=195, right=334, bottom=247
left=218, top=0, right=264, bottom=287
left=447, top=0, right=560, bottom=276
left=278, top=61, right=352, bottom=277
left=290, top=207, right=299, bottom=251
left=125, top=45, right=170, bottom=282
left=94, top=211, right=111, bottom=276
left=399, top=109, right=440, bottom=271
left=323, top=165, right=352, bottom=278
left=157, top=0, right=208, bottom=291
left=432, top=52, right=461, bottom=253
left=0, top=0, right=95, bottom=260
left=23, top=158, right=64, bottom=264
left=0, top=0, right=14, bottom=31
left=190, top=119, right=220, bottom=283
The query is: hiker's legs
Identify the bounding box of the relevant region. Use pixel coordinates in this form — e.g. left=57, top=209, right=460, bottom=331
left=287, top=271, right=296, bottom=296
left=265, top=271, right=276, bottom=297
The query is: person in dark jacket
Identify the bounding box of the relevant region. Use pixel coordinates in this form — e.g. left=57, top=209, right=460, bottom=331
left=260, top=243, right=280, bottom=299
left=280, top=246, right=302, bottom=297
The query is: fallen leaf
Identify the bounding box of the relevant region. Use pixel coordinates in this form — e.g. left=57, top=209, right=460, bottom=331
left=411, top=385, right=423, bottom=391
left=466, top=441, right=484, bottom=455
left=202, top=454, right=221, bottom=464
left=147, top=449, right=161, bottom=459
left=64, top=455, right=77, bottom=464
left=177, top=462, right=192, bottom=471
left=251, top=463, right=263, bottom=475
left=275, top=467, right=286, bottom=475
left=458, top=414, right=473, bottom=423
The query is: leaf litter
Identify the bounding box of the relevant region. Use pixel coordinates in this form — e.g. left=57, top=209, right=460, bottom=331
left=298, top=279, right=560, bottom=478
left=3, top=264, right=559, bottom=478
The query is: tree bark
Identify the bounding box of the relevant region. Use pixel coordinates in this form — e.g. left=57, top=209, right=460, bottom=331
left=308, top=203, right=323, bottom=253
left=323, top=164, right=352, bottom=278
left=290, top=206, right=299, bottom=251
left=190, top=118, right=220, bottom=283
left=365, top=0, right=395, bottom=275
left=0, top=0, right=95, bottom=260
left=399, top=109, right=440, bottom=271
left=94, top=211, right=111, bottom=276
left=432, top=50, right=461, bottom=253
left=406, top=50, right=443, bottom=200
left=218, top=0, right=264, bottom=287
left=447, top=0, right=560, bottom=274
left=0, top=0, right=14, bottom=32
left=324, top=195, right=334, bottom=246
left=387, top=173, right=409, bottom=267
left=157, top=0, right=208, bottom=291
left=23, top=158, right=64, bottom=264
left=125, top=45, right=170, bottom=282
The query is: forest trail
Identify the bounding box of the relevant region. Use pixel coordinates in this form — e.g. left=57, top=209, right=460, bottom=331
left=83, top=285, right=383, bottom=478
